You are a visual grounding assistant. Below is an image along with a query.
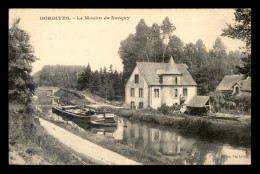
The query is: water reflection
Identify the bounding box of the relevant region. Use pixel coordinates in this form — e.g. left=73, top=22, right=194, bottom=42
left=35, top=91, right=250, bottom=165
left=41, top=107, right=250, bottom=165
left=112, top=117, right=250, bottom=165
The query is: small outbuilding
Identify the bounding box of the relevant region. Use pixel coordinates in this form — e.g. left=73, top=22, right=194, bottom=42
left=186, top=96, right=211, bottom=115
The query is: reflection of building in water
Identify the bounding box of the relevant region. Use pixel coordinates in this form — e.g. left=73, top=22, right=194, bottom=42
left=158, top=131, right=181, bottom=156
left=149, top=128, right=161, bottom=151
left=113, top=117, right=124, bottom=140
left=150, top=128, right=161, bottom=142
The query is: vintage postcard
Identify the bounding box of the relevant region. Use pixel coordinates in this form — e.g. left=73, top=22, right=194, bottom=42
left=8, top=8, right=251, bottom=165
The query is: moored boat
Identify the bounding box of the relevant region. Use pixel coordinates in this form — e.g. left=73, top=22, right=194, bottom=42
left=52, top=104, right=117, bottom=127
left=90, top=112, right=117, bottom=127
left=52, top=105, right=93, bottom=123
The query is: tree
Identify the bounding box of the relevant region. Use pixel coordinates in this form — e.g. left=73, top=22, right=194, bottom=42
left=161, top=17, right=176, bottom=62
left=226, top=50, right=244, bottom=74
left=222, top=8, right=251, bottom=77
left=90, top=70, right=102, bottom=96
left=77, top=63, right=92, bottom=90
left=209, top=90, right=225, bottom=112
left=166, top=35, right=184, bottom=63
left=208, top=37, right=229, bottom=75
left=183, top=43, right=198, bottom=69
left=147, top=23, right=164, bottom=62
left=119, top=18, right=175, bottom=83
left=9, top=18, right=37, bottom=104
left=195, top=39, right=208, bottom=67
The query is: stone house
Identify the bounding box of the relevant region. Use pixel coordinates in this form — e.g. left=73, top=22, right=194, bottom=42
left=125, top=57, right=199, bottom=110
left=216, top=74, right=251, bottom=97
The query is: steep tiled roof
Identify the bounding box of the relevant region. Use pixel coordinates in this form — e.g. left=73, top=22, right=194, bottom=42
left=241, top=77, right=251, bottom=91
left=187, top=96, right=210, bottom=107
left=136, top=61, right=197, bottom=86
left=162, top=57, right=181, bottom=75
left=216, top=75, right=251, bottom=91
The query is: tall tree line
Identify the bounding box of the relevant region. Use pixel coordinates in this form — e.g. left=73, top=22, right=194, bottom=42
left=118, top=14, right=248, bottom=95
left=9, top=18, right=37, bottom=105
left=77, top=64, right=124, bottom=101
left=33, top=65, right=85, bottom=89
left=34, top=64, right=125, bottom=100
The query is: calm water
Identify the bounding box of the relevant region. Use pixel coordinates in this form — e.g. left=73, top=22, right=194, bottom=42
left=35, top=92, right=251, bottom=165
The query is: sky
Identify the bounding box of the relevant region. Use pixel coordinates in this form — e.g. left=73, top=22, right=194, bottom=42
left=9, top=9, right=245, bottom=75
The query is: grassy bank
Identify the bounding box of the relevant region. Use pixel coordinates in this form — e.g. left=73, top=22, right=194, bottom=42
left=9, top=103, right=94, bottom=165
left=108, top=108, right=251, bottom=147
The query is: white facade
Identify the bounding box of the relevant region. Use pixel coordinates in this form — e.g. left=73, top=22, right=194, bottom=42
left=125, top=57, right=198, bottom=109
left=125, top=66, right=149, bottom=109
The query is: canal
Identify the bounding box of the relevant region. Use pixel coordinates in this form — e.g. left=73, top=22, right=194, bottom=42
left=34, top=90, right=251, bottom=165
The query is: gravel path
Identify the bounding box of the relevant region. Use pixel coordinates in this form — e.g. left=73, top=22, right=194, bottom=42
left=38, top=117, right=141, bottom=165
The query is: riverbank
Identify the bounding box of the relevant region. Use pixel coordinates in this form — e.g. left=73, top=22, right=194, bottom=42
left=105, top=108, right=251, bottom=147
left=38, top=117, right=140, bottom=165
left=9, top=103, right=94, bottom=165
left=40, top=109, right=184, bottom=165
left=54, top=88, right=251, bottom=147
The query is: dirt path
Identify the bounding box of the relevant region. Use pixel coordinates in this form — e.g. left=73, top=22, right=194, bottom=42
left=82, top=94, right=97, bottom=103
left=81, top=93, right=125, bottom=109
left=38, top=117, right=141, bottom=165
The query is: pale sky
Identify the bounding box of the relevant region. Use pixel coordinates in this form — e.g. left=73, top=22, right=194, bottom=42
left=9, top=9, right=245, bottom=74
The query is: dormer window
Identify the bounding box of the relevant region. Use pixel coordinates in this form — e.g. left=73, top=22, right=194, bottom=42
left=135, top=74, right=139, bottom=83
left=235, top=86, right=239, bottom=94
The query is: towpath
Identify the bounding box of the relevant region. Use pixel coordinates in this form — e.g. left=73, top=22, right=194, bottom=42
left=82, top=94, right=97, bottom=103
left=81, top=93, right=125, bottom=109
left=38, top=117, right=141, bottom=165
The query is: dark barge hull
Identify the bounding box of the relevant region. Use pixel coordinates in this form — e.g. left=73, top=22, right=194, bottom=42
left=52, top=106, right=90, bottom=123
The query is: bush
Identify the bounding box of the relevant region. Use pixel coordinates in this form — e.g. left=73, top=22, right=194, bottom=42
left=157, top=103, right=181, bottom=115
left=157, top=104, right=172, bottom=115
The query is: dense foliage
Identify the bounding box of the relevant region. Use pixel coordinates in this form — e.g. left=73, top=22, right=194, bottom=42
left=77, top=64, right=124, bottom=100
left=222, top=8, right=251, bottom=77
left=118, top=16, right=246, bottom=95
left=33, top=65, right=85, bottom=89
left=34, top=64, right=125, bottom=101
left=9, top=18, right=37, bottom=104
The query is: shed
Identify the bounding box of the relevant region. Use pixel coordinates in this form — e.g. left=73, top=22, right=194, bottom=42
left=186, top=96, right=211, bottom=115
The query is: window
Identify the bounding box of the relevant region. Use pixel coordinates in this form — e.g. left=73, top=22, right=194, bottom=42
left=183, top=88, right=187, bottom=97
left=174, top=89, right=178, bottom=98
left=175, top=77, right=178, bottom=84
left=135, top=74, right=139, bottom=83
left=130, top=88, right=135, bottom=97
left=139, top=102, right=143, bottom=109
left=235, top=87, right=239, bottom=94
left=130, top=101, right=135, bottom=109
left=139, top=88, right=143, bottom=98
left=154, top=89, right=159, bottom=98
left=159, top=75, right=163, bottom=84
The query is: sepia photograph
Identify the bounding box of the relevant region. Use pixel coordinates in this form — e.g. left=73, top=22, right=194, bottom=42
left=8, top=8, right=251, bottom=165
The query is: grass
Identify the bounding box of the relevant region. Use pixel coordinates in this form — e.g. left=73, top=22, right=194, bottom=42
left=9, top=102, right=94, bottom=165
